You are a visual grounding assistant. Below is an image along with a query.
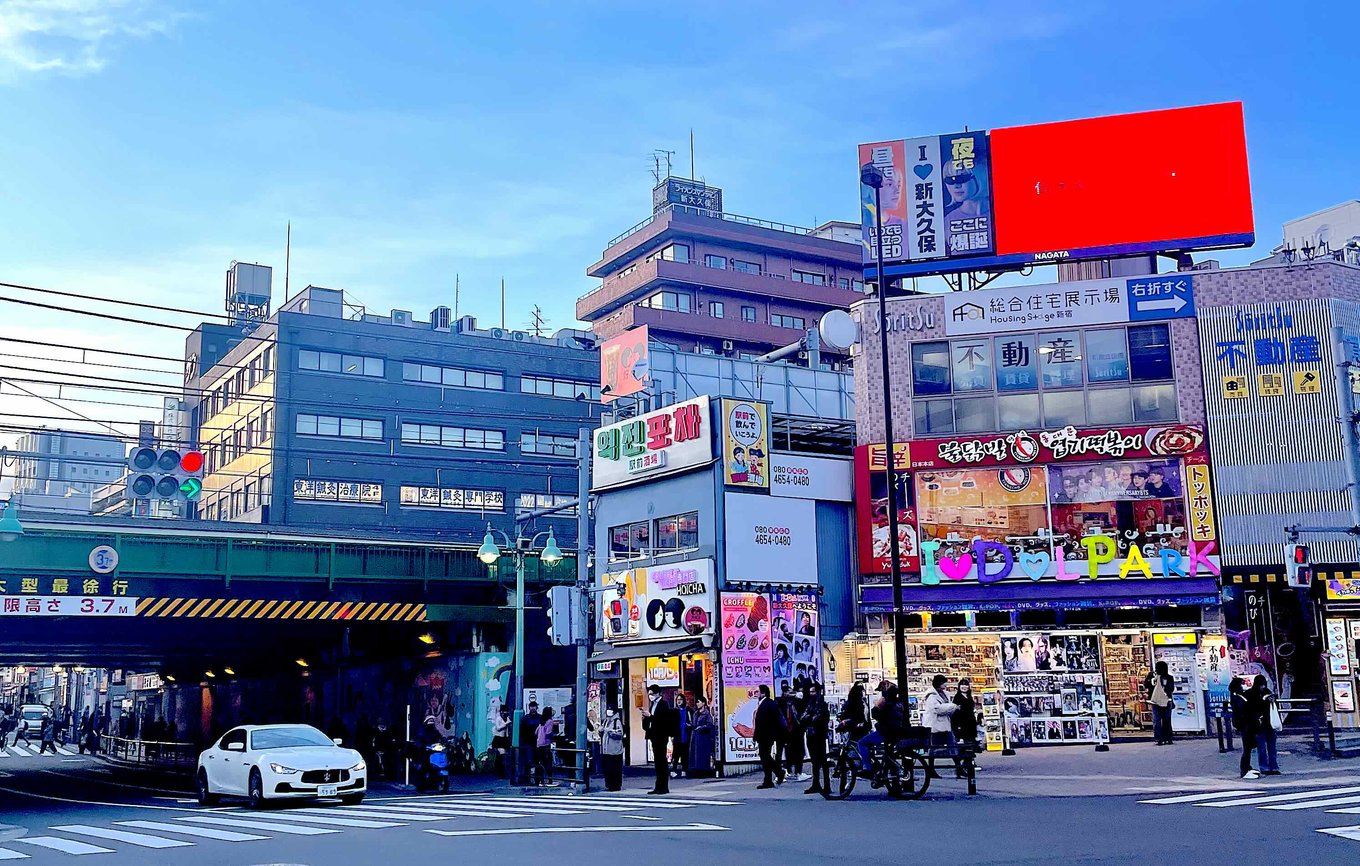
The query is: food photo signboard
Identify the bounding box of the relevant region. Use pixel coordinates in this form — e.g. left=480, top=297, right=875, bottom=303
left=720, top=592, right=772, bottom=762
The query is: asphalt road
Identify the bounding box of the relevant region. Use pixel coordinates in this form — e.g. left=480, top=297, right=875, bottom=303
left=1, top=750, right=1358, bottom=864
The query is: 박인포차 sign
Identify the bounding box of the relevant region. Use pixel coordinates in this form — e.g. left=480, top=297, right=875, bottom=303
left=592, top=395, right=713, bottom=490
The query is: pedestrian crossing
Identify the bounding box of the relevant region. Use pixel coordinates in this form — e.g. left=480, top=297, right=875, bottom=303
left=0, top=793, right=740, bottom=859
left=1140, top=779, right=1360, bottom=845
left=0, top=744, right=80, bottom=758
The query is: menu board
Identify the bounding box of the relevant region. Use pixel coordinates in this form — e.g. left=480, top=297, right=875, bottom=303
left=720, top=593, right=771, bottom=762
left=1326, top=619, right=1352, bottom=677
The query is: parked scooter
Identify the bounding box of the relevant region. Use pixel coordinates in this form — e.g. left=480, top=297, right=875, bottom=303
left=415, top=739, right=451, bottom=793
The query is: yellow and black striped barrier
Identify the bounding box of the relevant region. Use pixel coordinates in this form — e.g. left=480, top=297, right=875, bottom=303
left=135, top=598, right=427, bottom=622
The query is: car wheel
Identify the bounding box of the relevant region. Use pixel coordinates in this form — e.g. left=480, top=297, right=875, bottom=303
left=340, top=793, right=365, bottom=806
left=248, top=769, right=269, bottom=810
left=197, top=770, right=220, bottom=807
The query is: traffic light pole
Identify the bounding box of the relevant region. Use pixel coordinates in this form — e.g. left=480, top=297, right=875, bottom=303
left=573, top=426, right=591, bottom=793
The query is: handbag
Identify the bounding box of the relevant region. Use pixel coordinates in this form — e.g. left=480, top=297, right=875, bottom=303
left=1268, top=701, right=1284, bottom=732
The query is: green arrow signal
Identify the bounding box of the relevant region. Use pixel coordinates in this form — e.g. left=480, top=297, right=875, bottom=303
left=179, top=477, right=204, bottom=500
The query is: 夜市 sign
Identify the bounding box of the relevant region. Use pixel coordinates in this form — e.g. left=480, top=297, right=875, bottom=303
left=592, top=395, right=713, bottom=491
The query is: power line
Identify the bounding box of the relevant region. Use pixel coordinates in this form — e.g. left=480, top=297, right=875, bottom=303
left=0, top=336, right=185, bottom=366
left=0, top=352, right=180, bottom=378
left=0, top=279, right=232, bottom=321
left=0, top=380, right=123, bottom=436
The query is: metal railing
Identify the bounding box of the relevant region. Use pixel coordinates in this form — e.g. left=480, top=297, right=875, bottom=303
left=1212, top=696, right=1338, bottom=756
left=103, top=735, right=198, bottom=771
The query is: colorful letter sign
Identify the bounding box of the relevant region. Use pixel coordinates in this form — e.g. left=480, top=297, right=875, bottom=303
left=592, top=396, right=713, bottom=491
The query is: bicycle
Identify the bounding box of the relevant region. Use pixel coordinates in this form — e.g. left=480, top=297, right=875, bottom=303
left=820, top=728, right=931, bottom=801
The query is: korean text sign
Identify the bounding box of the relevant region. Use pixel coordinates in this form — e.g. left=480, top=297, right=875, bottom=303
left=592, top=395, right=712, bottom=490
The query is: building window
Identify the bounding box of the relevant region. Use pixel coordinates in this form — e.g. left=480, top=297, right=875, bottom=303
left=741, top=305, right=756, bottom=322
left=654, top=512, right=699, bottom=554
left=516, top=492, right=578, bottom=519
left=295, top=413, right=383, bottom=440
left=838, top=277, right=865, bottom=292
left=609, top=520, right=651, bottom=561
left=298, top=349, right=385, bottom=378
left=399, top=486, right=505, bottom=511
left=521, top=375, right=601, bottom=401
left=914, top=399, right=954, bottom=435
left=791, top=269, right=827, bottom=286
left=912, top=342, right=952, bottom=395
left=704, top=255, right=727, bottom=269
left=401, top=362, right=504, bottom=390
left=293, top=478, right=383, bottom=504
left=770, top=314, right=806, bottom=330
left=650, top=243, right=690, bottom=263
left=401, top=423, right=505, bottom=451
left=710, top=301, right=725, bottom=319
left=732, top=259, right=762, bottom=275
left=520, top=431, right=578, bottom=457
left=641, top=290, right=692, bottom=313
left=1129, top=324, right=1173, bottom=381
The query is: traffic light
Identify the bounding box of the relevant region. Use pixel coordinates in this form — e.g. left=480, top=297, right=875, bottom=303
left=1285, top=542, right=1312, bottom=588
left=127, top=447, right=205, bottom=501
left=546, top=585, right=575, bottom=647
left=605, top=595, right=626, bottom=638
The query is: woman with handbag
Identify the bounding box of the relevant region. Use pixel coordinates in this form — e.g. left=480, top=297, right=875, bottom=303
left=1253, top=675, right=1282, bottom=776
left=1229, top=678, right=1258, bottom=779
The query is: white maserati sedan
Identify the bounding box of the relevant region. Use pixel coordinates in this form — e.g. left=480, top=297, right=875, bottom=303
left=196, top=724, right=366, bottom=808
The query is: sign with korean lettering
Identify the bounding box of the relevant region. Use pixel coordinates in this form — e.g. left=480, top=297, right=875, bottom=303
left=943, top=278, right=1128, bottom=336
left=1127, top=274, right=1196, bottom=321
left=721, top=398, right=771, bottom=490
left=0, top=596, right=138, bottom=617
left=908, top=424, right=1207, bottom=469
left=592, top=395, right=713, bottom=491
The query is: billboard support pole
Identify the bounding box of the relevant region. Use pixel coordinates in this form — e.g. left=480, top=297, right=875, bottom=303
left=861, top=164, right=909, bottom=702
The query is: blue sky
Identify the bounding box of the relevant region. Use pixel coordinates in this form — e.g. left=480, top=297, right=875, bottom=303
left=0, top=0, right=1356, bottom=438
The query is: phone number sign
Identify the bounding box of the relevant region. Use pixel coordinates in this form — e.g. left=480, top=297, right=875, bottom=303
left=0, top=596, right=138, bottom=617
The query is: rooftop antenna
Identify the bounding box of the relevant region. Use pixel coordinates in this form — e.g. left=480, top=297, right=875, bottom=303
left=284, top=221, right=291, bottom=301
left=529, top=305, right=548, bottom=338
left=454, top=273, right=460, bottom=320
left=652, top=149, right=675, bottom=182
left=689, top=129, right=695, bottom=179
left=500, top=277, right=506, bottom=329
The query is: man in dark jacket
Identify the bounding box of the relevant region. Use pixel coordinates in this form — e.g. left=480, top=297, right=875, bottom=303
left=800, top=682, right=831, bottom=795
left=641, top=685, right=676, bottom=795
left=753, top=684, right=786, bottom=789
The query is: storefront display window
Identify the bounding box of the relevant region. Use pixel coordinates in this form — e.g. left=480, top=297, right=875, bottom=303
left=917, top=467, right=1049, bottom=559
left=1084, top=329, right=1130, bottom=382
left=994, top=334, right=1038, bottom=391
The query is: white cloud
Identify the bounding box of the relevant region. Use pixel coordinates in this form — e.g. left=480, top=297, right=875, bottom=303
left=0, top=0, right=179, bottom=79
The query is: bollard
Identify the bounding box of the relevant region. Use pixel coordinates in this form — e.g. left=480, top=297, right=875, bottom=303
left=1328, top=719, right=1337, bottom=756
left=1215, top=716, right=1227, bottom=753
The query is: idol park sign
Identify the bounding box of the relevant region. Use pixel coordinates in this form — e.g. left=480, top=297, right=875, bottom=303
left=917, top=535, right=1219, bottom=586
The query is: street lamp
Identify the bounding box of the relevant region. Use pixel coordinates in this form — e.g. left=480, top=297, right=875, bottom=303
left=861, top=161, right=909, bottom=696
left=478, top=522, right=564, bottom=783
left=0, top=500, right=23, bottom=542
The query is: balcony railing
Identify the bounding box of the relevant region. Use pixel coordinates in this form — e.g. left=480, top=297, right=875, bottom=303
left=605, top=203, right=816, bottom=249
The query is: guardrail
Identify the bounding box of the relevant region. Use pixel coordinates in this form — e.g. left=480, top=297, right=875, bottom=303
left=1212, top=696, right=1339, bottom=756
left=102, top=735, right=198, bottom=771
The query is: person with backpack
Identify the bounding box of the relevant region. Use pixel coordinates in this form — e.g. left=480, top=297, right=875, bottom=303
left=39, top=717, right=58, bottom=755
left=1229, top=678, right=1259, bottom=779
left=1253, top=675, right=1282, bottom=775
left=800, top=681, right=830, bottom=795
left=600, top=707, right=625, bottom=791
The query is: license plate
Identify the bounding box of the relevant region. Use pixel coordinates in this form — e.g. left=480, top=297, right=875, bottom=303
left=318, top=785, right=338, bottom=797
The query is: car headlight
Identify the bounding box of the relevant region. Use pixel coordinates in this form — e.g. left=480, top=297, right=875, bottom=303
left=349, top=759, right=366, bottom=772
left=269, top=763, right=300, bottom=775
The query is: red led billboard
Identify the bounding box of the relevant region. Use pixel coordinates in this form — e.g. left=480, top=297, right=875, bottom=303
left=990, top=102, right=1253, bottom=258
left=859, top=102, right=1254, bottom=278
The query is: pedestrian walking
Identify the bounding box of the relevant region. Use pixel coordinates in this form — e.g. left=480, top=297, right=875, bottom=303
left=753, top=685, right=787, bottom=789
left=14, top=713, right=33, bottom=747
left=519, top=701, right=541, bottom=784
left=0, top=710, right=13, bottom=748
left=689, top=697, right=716, bottom=777
left=641, top=685, right=675, bottom=795
left=671, top=692, right=690, bottom=779
left=800, top=681, right=830, bottom=795
left=491, top=706, right=512, bottom=777
left=1253, top=675, right=1282, bottom=775
left=533, top=706, right=557, bottom=786
left=601, top=707, right=625, bottom=791
left=78, top=709, right=93, bottom=755
left=921, top=675, right=959, bottom=780
left=1229, top=678, right=1259, bottom=779
left=1144, top=661, right=1176, bottom=745
left=952, top=678, right=982, bottom=779
left=39, top=718, right=58, bottom=754
left=780, top=683, right=806, bottom=782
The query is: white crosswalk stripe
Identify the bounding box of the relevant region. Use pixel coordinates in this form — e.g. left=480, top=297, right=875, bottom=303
left=1320, top=826, right=1360, bottom=842
left=453, top=797, right=637, bottom=813
left=1196, top=785, right=1360, bottom=808
left=1265, top=795, right=1360, bottom=811
left=325, top=804, right=537, bottom=820
left=117, top=820, right=268, bottom=842
left=292, top=806, right=462, bottom=822
left=53, top=825, right=194, bottom=849
left=175, top=815, right=339, bottom=835
left=416, top=800, right=587, bottom=815
left=1141, top=780, right=1360, bottom=845
left=0, top=849, right=26, bottom=860
left=228, top=811, right=403, bottom=829
left=12, top=836, right=115, bottom=856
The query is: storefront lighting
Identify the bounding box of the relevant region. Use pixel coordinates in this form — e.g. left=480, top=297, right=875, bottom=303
left=222, top=667, right=236, bottom=676
left=204, top=670, right=216, bottom=679
left=295, top=658, right=309, bottom=668
left=418, top=633, right=437, bottom=645
left=163, top=674, right=176, bottom=683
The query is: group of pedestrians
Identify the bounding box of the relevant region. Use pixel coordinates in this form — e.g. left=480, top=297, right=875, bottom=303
left=752, top=679, right=831, bottom=793
left=640, top=685, right=717, bottom=794
left=1229, top=674, right=1283, bottom=779
left=842, top=675, right=980, bottom=781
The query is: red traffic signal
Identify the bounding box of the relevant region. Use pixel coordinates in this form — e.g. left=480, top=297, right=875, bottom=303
left=181, top=451, right=205, bottom=474
left=1293, top=544, right=1310, bottom=564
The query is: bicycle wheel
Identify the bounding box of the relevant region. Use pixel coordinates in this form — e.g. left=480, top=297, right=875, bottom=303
left=898, top=751, right=929, bottom=800
left=820, top=747, right=857, bottom=800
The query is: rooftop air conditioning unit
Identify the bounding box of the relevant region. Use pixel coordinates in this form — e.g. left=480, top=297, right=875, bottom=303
left=431, top=306, right=452, bottom=331
left=392, top=310, right=412, bottom=326
left=721, top=340, right=734, bottom=351
left=490, top=327, right=507, bottom=340
left=511, top=331, right=528, bottom=342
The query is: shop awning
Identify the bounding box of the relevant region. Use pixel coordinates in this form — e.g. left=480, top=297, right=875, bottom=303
left=859, top=578, right=1221, bottom=614
left=588, top=638, right=709, bottom=663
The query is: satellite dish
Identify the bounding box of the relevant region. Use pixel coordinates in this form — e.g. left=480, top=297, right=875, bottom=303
left=819, top=309, right=858, bottom=350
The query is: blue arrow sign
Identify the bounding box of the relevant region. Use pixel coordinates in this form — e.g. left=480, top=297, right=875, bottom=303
left=1127, top=274, right=1196, bottom=321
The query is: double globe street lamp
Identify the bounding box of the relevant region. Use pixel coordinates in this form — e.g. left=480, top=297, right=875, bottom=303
left=478, top=524, right=562, bottom=784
